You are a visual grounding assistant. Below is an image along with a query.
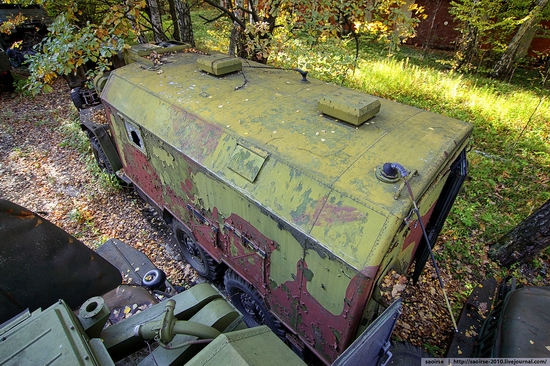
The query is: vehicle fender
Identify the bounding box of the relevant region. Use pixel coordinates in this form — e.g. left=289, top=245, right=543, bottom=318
left=79, top=106, right=123, bottom=173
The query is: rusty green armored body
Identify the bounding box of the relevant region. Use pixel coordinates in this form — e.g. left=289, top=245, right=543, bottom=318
left=87, top=49, right=472, bottom=364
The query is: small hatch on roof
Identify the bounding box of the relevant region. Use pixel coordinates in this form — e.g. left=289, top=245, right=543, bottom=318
left=197, top=55, right=242, bottom=76
left=318, top=90, right=381, bottom=126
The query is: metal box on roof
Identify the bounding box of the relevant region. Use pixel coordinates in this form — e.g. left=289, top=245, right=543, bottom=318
left=197, top=55, right=242, bottom=76
left=318, top=91, right=381, bottom=126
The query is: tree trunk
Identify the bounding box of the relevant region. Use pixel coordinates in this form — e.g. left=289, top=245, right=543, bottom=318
left=148, top=0, right=168, bottom=43
left=490, top=0, right=550, bottom=79
left=168, top=0, right=195, bottom=46
left=229, top=0, right=245, bottom=57
left=453, top=25, right=479, bottom=71
left=489, top=199, right=550, bottom=267
left=422, top=0, right=444, bottom=54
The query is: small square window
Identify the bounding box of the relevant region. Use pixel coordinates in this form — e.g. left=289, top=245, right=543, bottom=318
left=125, top=120, right=145, bottom=151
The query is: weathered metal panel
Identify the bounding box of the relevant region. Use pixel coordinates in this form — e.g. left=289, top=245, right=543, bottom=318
left=100, top=50, right=473, bottom=363
left=186, top=326, right=307, bottom=366
left=0, top=300, right=109, bottom=366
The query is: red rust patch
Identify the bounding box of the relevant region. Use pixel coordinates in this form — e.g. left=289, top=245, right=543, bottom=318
left=182, top=178, right=194, bottom=198
left=122, top=143, right=165, bottom=206
left=11, top=209, right=35, bottom=220
left=224, top=213, right=277, bottom=294
left=270, top=261, right=378, bottom=363
left=308, top=197, right=363, bottom=226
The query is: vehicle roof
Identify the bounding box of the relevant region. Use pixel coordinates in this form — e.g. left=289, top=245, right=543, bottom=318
left=102, top=51, right=472, bottom=269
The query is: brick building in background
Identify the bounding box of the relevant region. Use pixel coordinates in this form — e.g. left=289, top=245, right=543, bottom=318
left=408, top=0, right=550, bottom=57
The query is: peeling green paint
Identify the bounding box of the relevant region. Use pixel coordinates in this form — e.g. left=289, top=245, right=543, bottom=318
left=303, top=268, right=314, bottom=281
left=331, top=328, right=341, bottom=344
left=100, top=50, right=472, bottom=364
left=304, top=250, right=351, bottom=315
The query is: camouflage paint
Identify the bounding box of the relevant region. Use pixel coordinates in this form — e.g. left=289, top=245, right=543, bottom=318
left=270, top=260, right=379, bottom=362
left=100, top=51, right=472, bottom=364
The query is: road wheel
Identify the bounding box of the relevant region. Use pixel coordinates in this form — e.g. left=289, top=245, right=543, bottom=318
left=387, top=342, right=432, bottom=365
left=173, top=220, right=224, bottom=281
left=224, top=270, right=285, bottom=337
left=71, top=87, right=85, bottom=109
left=141, top=268, right=166, bottom=290
left=89, top=135, right=115, bottom=174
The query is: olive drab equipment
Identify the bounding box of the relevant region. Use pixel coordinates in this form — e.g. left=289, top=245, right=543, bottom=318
left=81, top=47, right=473, bottom=364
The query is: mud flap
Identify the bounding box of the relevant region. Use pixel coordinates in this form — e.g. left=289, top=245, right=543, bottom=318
left=447, top=278, right=498, bottom=358
left=332, top=298, right=402, bottom=366
left=79, top=105, right=123, bottom=173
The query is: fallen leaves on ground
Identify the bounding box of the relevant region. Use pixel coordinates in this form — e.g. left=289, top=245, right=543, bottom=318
left=0, top=79, right=199, bottom=288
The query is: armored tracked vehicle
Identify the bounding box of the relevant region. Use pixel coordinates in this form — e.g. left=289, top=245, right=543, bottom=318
left=81, top=47, right=472, bottom=364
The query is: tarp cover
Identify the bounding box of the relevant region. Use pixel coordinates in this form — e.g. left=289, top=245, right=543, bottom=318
left=0, top=199, right=122, bottom=323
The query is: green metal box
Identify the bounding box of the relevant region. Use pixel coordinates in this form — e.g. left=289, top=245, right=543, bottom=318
left=196, top=55, right=242, bottom=76
left=318, top=91, right=381, bottom=126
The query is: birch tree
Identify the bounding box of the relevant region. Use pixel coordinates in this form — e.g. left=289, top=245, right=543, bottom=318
left=168, top=0, right=195, bottom=46
left=148, top=0, right=168, bottom=43
left=490, top=0, right=550, bottom=79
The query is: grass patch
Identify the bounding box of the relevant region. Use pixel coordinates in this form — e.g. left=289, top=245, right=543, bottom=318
left=58, top=119, right=90, bottom=153
left=58, top=117, right=123, bottom=192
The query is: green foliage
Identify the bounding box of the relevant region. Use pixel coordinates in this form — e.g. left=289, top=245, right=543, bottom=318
left=57, top=117, right=90, bottom=153
left=449, top=0, right=550, bottom=71
left=200, top=0, right=424, bottom=65
left=4, top=0, right=146, bottom=94
left=191, top=8, right=231, bottom=52
left=13, top=75, right=33, bottom=96
left=57, top=116, right=122, bottom=192
left=268, top=30, right=357, bottom=84
left=272, top=0, right=424, bottom=50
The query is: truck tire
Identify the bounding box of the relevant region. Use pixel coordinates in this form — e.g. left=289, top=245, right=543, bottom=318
left=387, top=342, right=431, bottom=365
left=173, top=220, right=224, bottom=281
left=0, top=71, right=14, bottom=92
left=89, top=135, right=115, bottom=174
left=224, top=270, right=285, bottom=338
left=71, top=87, right=85, bottom=110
